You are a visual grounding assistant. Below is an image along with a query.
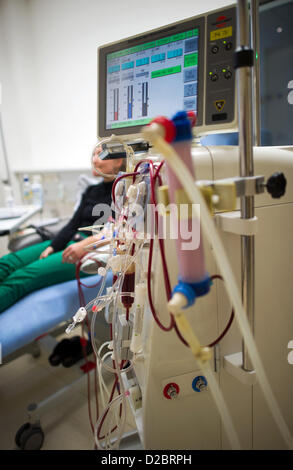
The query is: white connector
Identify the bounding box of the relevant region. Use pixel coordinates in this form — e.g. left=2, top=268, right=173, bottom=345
left=130, top=333, right=143, bottom=354
left=98, top=266, right=107, bottom=276
left=128, top=385, right=142, bottom=411
left=168, top=293, right=188, bottom=315
left=66, top=307, right=87, bottom=334
left=119, top=313, right=128, bottom=327
left=127, top=184, right=138, bottom=203
left=73, top=307, right=87, bottom=323
left=130, top=283, right=146, bottom=353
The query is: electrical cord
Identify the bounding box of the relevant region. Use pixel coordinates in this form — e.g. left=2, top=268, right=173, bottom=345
left=146, top=159, right=174, bottom=331
left=95, top=242, right=145, bottom=448
left=75, top=258, right=105, bottom=436
left=95, top=367, right=125, bottom=448
left=207, top=275, right=235, bottom=348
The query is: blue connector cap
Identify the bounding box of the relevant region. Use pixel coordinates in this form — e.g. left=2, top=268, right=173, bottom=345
left=191, top=275, right=211, bottom=298
left=192, top=375, right=208, bottom=392
left=173, top=282, right=196, bottom=308
left=172, top=275, right=211, bottom=308
left=172, top=111, right=193, bottom=142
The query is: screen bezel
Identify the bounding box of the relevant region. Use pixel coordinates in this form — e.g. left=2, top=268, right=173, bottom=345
left=98, top=16, right=205, bottom=138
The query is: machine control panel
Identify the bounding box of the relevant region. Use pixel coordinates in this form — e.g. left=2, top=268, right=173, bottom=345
left=205, top=7, right=237, bottom=125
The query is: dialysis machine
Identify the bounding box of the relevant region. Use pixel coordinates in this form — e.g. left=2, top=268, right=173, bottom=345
left=71, top=2, right=293, bottom=450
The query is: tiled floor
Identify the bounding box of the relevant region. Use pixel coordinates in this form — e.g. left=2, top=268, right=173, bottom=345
left=0, top=330, right=138, bottom=450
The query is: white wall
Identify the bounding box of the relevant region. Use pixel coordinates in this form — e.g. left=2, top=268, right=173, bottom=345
left=0, top=0, right=233, bottom=173
left=0, top=0, right=36, bottom=175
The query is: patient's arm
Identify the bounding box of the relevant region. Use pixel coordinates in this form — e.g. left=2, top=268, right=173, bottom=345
left=39, top=246, right=54, bottom=259
left=62, top=231, right=106, bottom=264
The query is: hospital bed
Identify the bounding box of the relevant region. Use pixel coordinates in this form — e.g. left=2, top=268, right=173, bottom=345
left=0, top=274, right=112, bottom=361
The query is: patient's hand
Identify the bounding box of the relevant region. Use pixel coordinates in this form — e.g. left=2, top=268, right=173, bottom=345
left=39, top=246, right=54, bottom=259
left=62, top=242, right=85, bottom=264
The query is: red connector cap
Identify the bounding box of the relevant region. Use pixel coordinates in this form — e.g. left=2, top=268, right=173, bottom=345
left=187, top=111, right=197, bottom=128
left=163, top=382, right=180, bottom=400
left=149, top=116, right=176, bottom=143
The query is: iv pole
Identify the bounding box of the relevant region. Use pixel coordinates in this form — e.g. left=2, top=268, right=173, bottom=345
left=235, top=0, right=258, bottom=371
left=251, top=0, right=261, bottom=147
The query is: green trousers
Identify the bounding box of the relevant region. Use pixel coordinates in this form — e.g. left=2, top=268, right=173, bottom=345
left=0, top=240, right=89, bottom=314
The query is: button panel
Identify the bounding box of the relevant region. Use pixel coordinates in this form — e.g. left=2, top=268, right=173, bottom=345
left=205, top=7, right=236, bottom=125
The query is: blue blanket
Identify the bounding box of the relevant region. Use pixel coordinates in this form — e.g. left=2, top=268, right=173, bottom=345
left=0, top=273, right=113, bottom=358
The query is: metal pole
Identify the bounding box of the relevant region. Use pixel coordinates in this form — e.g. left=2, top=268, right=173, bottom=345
left=250, top=0, right=261, bottom=146
left=236, top=0, right=255, bottom=371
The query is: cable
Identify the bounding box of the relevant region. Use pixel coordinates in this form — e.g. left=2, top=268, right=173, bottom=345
left=154, top=160, right=165, bottom=179
left=148, top=158, right=191, bottom=345
left=150, top=163, right=171, bottom=295
left=146, top=159, right=174, bottom=330
left=207, top=275, right=235, bottom=349
left=73, top=183, right=143, bottom=449
left=113, top=160, right=234, bottom=349
left=132, top=157, right=189, bottom=340
left=96, top=345, right=111, bottom=410
left=147, top=236, right=174, bottom=331
left=95, top=275, right=128, bottom=449
left=90, top=240, right=144, bottom=371
left=99, top=242, right=146, bottom=449
left=82, top=318, right=97, bottom=435
left=96, top=362, right=124, bottom=445
left=74, top=259, right=105, bottom=436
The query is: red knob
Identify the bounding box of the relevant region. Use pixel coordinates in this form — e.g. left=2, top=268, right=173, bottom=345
left=150, top=116, right=176, bottom=143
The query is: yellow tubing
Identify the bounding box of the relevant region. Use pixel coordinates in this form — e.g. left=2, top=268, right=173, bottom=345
left=173, top=313, right=209, bottom=361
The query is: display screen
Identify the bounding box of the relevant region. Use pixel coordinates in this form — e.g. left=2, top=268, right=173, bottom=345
left=105, top=28, right=199, bottom=130
left=210, top=26, right=232, bottom=41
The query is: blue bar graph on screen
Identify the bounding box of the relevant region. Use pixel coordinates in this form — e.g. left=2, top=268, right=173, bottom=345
left=127, top=85, right=133, bottom=119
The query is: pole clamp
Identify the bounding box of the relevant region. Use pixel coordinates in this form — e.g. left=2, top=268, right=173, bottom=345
left=234, top=46, right=254, bottom=69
